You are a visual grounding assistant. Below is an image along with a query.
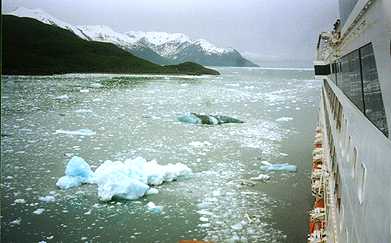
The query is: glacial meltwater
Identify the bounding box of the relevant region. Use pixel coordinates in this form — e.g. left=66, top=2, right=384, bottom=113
left=1, top=67, right=320, bottom=242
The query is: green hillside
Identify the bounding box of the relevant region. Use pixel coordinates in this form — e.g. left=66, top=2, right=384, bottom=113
left=1, top=15, right=219, bottom=75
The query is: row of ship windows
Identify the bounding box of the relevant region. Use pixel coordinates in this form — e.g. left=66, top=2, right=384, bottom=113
left=329, top=43, right=388, bottom=137
left=322, top=82, right=367, bottom=213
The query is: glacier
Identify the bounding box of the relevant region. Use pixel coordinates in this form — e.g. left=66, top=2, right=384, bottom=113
left=56, top=156, right=192, bottom=201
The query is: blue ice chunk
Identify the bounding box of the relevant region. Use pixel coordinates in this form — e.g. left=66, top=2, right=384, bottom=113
left=177, top=113, right=202, bottom=124
left=260, top=163, right=297, bottom=172
left=64, top=156, right=94, bottom=183
left=56, top=156, right=95, bottom=189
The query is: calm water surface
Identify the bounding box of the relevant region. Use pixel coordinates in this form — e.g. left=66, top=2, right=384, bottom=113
left=1, top=67, right=320, bottom=242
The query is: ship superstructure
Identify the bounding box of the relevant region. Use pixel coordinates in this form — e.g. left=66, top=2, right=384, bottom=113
left=310, top=0, right=391, bottom=242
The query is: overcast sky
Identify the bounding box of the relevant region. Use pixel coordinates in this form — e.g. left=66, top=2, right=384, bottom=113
left=3, top=0, right=339, bottom=67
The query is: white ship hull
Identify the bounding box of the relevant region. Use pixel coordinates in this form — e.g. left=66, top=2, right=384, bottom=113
left=310, top=0, right=391, bottom=242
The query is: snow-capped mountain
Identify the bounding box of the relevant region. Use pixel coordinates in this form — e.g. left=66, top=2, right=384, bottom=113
left=7, top=7, right=258, bottom=67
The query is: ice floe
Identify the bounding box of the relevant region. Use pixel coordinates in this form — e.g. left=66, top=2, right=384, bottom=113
left=56, top=156, right=192, bottom=201
left=54, top=129, right=96, bottom=136
left=260, top=161, right=297, bottom=172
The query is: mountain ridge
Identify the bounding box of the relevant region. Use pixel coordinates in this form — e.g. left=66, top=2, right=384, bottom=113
left=7, top=7, right=258, bottom=67
left=2, top=15, right=220, bottom=76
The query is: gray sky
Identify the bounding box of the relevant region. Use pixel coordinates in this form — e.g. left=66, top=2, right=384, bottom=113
left=3, top=0, right=339, bottom=67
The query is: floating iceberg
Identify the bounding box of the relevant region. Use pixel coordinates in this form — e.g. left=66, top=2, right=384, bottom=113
left=177, top=113, right=243, bottom=125
left=54, top=129, right=96, bottom=136
left=94, top=159, right=150, bottom=201
left=56, top=156, right=192, bottom=201
left=260, top=161, right=297, bottom=172
left=56, top=156, right=95, bottom=189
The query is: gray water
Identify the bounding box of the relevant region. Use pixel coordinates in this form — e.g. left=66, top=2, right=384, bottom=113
left=1, top=67, right=320, bottom=243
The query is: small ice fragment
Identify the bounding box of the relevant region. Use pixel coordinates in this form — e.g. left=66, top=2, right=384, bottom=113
left=260, top=162, right=297, bottom=172
left=146, top=188, right=159, bottom=195
left=200, top=217, right=209, bottom=222
left=91, top=83, right=103, bottom=88
left=33, top=208, right=45, bottom=215
left=196, top=209, right=214, bottom=216
left=199, top=223, right=210, bottom=228
left=275, top=117, right=293, bottom=122
left=39, top=195, right=56, bottom=203
left=46, top=236, right=54, bottom=240
left=84, top=210, right=91, bottom=215
left=189, top=141, right=212, bottom=148
left=146, top=202, right=163, bottom=213
left=74, top=109, right=93, bottom=113
left=260, top=161, right=272, bottom=166
left=250, top=174, right=271, bottom=181
left=54, top=95, right=70, bottom=100
left=54, top=129, right=96, bottom=136
left=10, top=218, right=21, bottom=225
left=231, top=222, right=243, bottom=230
left=80, top=89, right=89, bottom=93
left=56, top=176, right=82, bottom=189
left=14, top=199, right=26, bottom=204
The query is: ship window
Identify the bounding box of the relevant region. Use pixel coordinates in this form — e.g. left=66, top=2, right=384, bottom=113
left=360, top=43, right=389, bottom=137
left=335, top=164, right=342, bottom=212
left=314, top=64, right=331, bottom=75
left=358, top=162, right=366, bottom=204
left=352, top=147, right=357, bottom=177
left=339, top=50, right=364, bottom=112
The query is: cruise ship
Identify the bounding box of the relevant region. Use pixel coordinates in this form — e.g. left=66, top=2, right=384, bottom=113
left=309, top=0, right=391, bottom=242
